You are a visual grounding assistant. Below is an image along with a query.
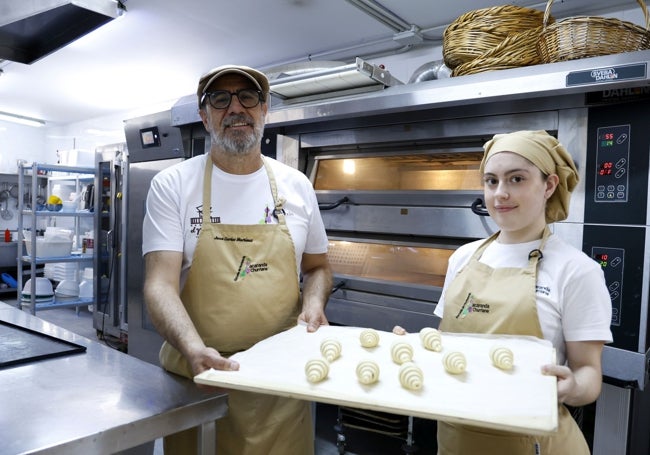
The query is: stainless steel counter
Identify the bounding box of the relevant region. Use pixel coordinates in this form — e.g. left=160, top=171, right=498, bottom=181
left=0, top=302, right=228, bottom=455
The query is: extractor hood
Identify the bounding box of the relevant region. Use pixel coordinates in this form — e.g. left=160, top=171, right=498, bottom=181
left=0, top=0, right=121, bottom=64
left=269, top=57, right=403, bottom=101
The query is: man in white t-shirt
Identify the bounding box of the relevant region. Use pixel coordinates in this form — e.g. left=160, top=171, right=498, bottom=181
left=142, top=64, right=332, bottom=455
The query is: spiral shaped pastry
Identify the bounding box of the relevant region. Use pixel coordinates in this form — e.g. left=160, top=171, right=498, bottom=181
left=490, top=346, right=514, bottom=370
left=356, top=360, right=380, bottom=385
left=398, top=362, right=423, bottom=390
left=320, top=338, right=342, bottom=362
left=359, top=328, right=380, bottom=348
left=391, top=341, right=414, bottom=364
left=305, top=358, right=329, bottom=383
left=442, top=351, right=466, bottom=374
left=419, top=327, right=442, bottom=352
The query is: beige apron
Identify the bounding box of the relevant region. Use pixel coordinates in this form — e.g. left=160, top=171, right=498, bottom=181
left=437, top=228, right=589, bottom=455
left=161, top=157, right=313, bottom=455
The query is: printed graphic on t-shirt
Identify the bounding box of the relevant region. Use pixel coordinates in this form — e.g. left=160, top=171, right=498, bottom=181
left=190, top=204, right=220, bottom=237
left=260, top=205, right=274, bottom=224
left=258, top=204, right=289, bottom=224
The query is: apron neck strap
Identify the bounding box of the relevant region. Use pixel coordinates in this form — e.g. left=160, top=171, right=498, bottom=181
left=202, top=158, right=213, bottom=226
left=472, top=226, right=552, bottom=268
left=201, top=155, right=287, bottom=226
left=261, top=156, right=287, bottom=225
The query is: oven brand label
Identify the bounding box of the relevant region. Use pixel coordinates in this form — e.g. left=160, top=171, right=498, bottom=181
left=566, top=63, right=647, bottom=87
left=590, top=68, right=618, bottom=81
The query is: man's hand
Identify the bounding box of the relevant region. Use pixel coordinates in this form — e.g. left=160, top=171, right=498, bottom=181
left=188, top=346, right=240, bottom=377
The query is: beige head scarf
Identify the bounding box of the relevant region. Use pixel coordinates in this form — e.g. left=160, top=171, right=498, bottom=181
left=480, top=130, right=579, bottom=223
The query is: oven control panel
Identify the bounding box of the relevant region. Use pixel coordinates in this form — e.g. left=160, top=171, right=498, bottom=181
left=590, top=246, right=624, bottom=327
left=585, top=101, right=649, bottom=226
left=583, top=224, right=647, bottom=353
left=594, top=125, right=630, bottom=203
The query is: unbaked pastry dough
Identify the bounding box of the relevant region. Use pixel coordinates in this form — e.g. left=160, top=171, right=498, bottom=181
left=321, top=338, right=342, bottom=362
left=359, top=329, right=380, bottom=348
left=356, top=360, right=380, bottom=384
left=391, top=341, right=414, bottom=364
left=419, top=327, right=442, bottom=352
left=305, top=358, right=329, bottom=383
left=490, top=346, right=514, bottom=370
left=398, top=362, right=423, bottom=390
left=443, top=351, right=466, bottom=374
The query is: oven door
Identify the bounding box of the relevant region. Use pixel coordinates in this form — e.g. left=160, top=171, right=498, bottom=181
left=295, top=111, right=558, bottom=331
left=309, top=147, right=496, bottom=331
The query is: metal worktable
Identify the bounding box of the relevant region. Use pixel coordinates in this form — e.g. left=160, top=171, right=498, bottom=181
left=0, top=302, right=228, bottom=455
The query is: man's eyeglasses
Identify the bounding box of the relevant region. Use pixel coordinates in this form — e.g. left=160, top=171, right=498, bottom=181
left=201, top=89, right=264, bottom=109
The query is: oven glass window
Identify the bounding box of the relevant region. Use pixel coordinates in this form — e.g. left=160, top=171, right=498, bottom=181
left=328, top=240, right=453, bottom=288
left=314, top=153, right=484, bottom=191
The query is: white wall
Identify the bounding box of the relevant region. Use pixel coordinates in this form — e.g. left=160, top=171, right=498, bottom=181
left=0, top=121, right=50, bottom=173
left=0, top=100, right=177, bottom=176
left=44, top=99, right=177, bottom=160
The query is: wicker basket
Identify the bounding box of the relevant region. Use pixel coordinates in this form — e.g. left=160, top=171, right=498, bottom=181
left=443, top=5, right=546, bottom=69
left=537, top=0, right=650, bottom=63
left=452, top=27, right=544, bottom=77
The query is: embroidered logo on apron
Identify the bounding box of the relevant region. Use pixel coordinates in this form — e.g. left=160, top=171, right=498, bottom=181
left=455, top=292, right=491, bottom=319
left=234, top=256, right=269, bottom=281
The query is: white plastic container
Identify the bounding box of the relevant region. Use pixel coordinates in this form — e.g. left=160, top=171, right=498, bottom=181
left=82, top=267, right=93, bottom=280
left=79, top=268, right=93, bottom=298
left=61, top=201, right=76, bottom=212
left=24, top=238, right=73, bottom=257
left=79, top=280, right=93, bottom=298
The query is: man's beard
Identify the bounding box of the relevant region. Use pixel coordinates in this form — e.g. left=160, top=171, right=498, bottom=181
left=212, top=116, right=264, bottom=155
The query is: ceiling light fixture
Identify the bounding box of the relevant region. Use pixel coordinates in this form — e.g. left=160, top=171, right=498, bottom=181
left=0, top=111, right=46, bottom=127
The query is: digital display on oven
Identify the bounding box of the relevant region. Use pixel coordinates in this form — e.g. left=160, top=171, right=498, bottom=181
left=594, top=124, right=630, bottom=202
left=139, top=126, right=161, bottom=149
left=591, top=246, right=624, bottom=327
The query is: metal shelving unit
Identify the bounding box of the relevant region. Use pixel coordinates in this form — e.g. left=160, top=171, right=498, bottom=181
left=16, top=162, right=95, bottom=315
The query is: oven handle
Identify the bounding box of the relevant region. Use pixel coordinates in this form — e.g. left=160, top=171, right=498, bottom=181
left=319, top=196, right=350, bottom=211
left=331, top=280, right=346, bottom=294
left=471, top=198, right=490, bottom=216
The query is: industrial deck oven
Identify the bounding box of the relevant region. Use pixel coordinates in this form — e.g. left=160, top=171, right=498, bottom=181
left=259, top=50, right=650, bottom=455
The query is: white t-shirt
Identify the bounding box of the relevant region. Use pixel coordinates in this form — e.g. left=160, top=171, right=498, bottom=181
left=142, top=154, right=329, bottom=287
left=434, top=234, right=613, bottom=365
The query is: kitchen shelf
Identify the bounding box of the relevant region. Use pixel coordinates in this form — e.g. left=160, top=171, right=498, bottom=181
left=26, top=297, right=94, bottom=312
left=22, top=210, right=94, bottom=217
left=19, top=255, right=93, bottom=264
left=16, top=162, right=97, bottom=315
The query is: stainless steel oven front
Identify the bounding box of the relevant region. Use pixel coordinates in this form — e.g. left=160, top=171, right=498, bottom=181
left=267, top=80, right=650, bottom=454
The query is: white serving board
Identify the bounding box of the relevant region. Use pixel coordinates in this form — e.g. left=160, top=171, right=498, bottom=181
left=194, top=324, right=558, bottom=435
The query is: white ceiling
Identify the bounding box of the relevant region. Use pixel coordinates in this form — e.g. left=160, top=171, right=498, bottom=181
left=0, top=0, right=644, bottom=126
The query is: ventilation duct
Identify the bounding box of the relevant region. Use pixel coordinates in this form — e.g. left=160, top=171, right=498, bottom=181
left=0, top=0, right=121, bottom=64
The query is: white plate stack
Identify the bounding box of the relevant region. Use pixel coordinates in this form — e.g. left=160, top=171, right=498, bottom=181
left=44, top=263, right=78, bottom=281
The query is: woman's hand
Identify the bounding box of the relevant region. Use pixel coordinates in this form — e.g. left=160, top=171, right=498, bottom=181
left=541, top=363, right=575, bottom=404
left=541, top=340, right=605, bottom=407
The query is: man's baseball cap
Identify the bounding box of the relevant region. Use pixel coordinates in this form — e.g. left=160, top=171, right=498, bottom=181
left=197, top=64, right=270, bottom=106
